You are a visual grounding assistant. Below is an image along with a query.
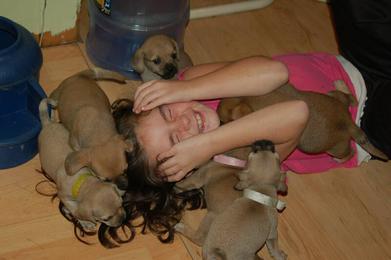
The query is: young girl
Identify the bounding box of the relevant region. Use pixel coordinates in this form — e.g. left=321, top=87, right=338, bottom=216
left=110, top=55, right=309, bottom=244
left=124, top=52, right=371, bottom=182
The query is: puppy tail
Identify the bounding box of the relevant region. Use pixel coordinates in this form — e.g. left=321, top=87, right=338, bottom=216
left=350, top=125, right=389, bottom=161
left=39, top=98, right=52, bottom=126
left=78, top=68, right=127, bottom=83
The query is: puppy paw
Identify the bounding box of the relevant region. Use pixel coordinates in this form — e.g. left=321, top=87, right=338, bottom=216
left=277, top=172, right=288, bottom=195
left=235, top=180, right=250, bottom=190
left=78, top=220, right=97, bottom=232
left=333, top=79, right=349, bottom=93
left=274, top=250, right=287, bottom=260
left=234, top=170, right=252, bottom=190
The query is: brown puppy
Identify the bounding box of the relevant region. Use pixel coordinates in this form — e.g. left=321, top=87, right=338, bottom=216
left=38, top=99, right=126, bottom=231
left=49, top=68, right=133, bottom=185
left=131, top=34, right=193, bottom=81
left=217, top=80, right=388, bottom=162
left=175, top=141, right=287, bottom=260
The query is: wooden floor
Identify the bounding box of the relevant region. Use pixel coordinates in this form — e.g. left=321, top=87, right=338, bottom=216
left=1, top=0, right=391, bottom=259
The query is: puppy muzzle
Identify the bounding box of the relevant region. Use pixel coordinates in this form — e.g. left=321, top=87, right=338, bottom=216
left=162, top=63, right=178, bottom=79
left=252, top=140, right=275, bottom=153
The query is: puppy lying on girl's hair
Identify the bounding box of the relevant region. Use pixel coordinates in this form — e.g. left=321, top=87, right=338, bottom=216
left=49, top=68, right=133, bottom=187
left=38, top=98, right=126, bottom=233
left=175, top=140, right=287, bottom=260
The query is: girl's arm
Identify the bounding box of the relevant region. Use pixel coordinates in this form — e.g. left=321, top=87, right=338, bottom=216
left=158, top=100, right=309, bottom=182
left=133, top=56, right=288, bottom=113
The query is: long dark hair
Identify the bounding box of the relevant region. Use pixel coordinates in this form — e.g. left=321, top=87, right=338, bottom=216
left=97, top=99, right=205, bottom=248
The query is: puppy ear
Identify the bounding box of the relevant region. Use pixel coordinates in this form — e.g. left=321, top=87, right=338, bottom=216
left=170, top=38, right=180, bottom=60
left=65, top=150, right=90, bottom=176
left=132, top=48, right=145, bottom=73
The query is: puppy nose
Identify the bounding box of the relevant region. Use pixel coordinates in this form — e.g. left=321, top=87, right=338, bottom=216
left=162, top=63, right=177, bottom=79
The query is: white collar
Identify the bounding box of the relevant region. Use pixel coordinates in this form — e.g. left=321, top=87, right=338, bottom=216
left=243, top=188, right=286, bottom=211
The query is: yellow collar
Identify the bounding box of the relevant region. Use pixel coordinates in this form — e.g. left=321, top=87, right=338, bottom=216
left=71, top=172, right=93, bottom=199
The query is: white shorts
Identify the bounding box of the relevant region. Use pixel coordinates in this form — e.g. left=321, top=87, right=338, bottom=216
left=336, top=55, right=370, bottom=164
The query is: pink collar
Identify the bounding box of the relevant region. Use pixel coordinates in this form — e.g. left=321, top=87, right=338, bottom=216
left=213, top=154, right=247, bottom=168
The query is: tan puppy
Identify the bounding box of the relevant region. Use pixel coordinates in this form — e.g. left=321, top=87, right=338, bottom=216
left=217, top=80, right=388, bottom=162
left=175, top=141, right=287, bottom=260
left=38, top=99, right=126, bottom=231
left=49, top=68, right=133, bottom=185
left=131, top=34, right=193, bottom=81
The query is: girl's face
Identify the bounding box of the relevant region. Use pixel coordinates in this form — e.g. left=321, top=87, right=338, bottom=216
left=135, top=101, right=220, bottom=167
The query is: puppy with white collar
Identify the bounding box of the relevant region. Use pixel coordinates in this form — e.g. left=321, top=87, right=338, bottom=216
left=175, top=140, right=287, bottom=260
left=38, top=99, right=126, bottom=231
left=131, top=34, right=193, bottom=81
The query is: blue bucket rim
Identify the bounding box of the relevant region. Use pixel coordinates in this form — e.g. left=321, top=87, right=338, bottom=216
left=0, top=16, right=22, bottom=56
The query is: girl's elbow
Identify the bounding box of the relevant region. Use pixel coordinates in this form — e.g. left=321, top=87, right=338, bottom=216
left=273, top=60, right=289, bottom=85
left=251, top=56, right=289, bottom=84
left=292, top=100, right=309, bottom=126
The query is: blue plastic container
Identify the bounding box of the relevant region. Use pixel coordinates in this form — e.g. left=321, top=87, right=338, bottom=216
left=0, top=16, right=46, bottom=169
left=86, top=0, right=190, bottom=79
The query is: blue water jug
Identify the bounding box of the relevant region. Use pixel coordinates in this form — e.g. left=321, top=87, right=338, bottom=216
left=86, top=0, right=190, bottom=79
left=0, top=16, right=46, bottom=169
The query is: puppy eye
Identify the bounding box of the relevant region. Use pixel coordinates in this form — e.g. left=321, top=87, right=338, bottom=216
left=171, top=53, right=177, bottom=59
left=152, top=57, right=161, bottom=65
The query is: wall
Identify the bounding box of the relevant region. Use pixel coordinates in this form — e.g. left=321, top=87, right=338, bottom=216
left=0, top=0, right=81, bottom=45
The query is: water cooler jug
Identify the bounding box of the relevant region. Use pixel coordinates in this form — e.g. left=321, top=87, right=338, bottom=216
left=86, top=0, right=190, bottom=79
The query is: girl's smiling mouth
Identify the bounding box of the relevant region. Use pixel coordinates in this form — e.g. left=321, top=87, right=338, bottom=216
left=195, top=112, right=204, bottom=132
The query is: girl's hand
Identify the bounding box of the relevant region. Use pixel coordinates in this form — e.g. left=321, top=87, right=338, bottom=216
left=156, top=134, right=214, bottom=182
left=133, top=80, right=192, bottom=113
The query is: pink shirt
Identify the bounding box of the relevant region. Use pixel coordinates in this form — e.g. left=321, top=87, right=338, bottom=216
left=184, top=53, right=359, bottom=174
left=274, top=53, right=358, bottom=173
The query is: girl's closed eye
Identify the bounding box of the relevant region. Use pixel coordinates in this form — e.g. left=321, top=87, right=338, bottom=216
left=167, top=107, right=173, bottom=120
left=170, top=133, right=180, bottom=144
left=160, top=106, right=173, bottom=121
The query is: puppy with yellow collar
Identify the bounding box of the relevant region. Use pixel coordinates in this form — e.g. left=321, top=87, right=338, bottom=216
left=38, top=99, right=126, bottom=231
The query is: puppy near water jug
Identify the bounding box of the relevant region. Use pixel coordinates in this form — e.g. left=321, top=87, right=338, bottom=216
left=131, top=34, right=193, bottom=81
left=49, top=68, right=133, bottom=187
left=175, top=140, right=287, bottom=260
left=218, top=80, right=389, bottom=162
left=38, top=99, right=126, bottom=231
